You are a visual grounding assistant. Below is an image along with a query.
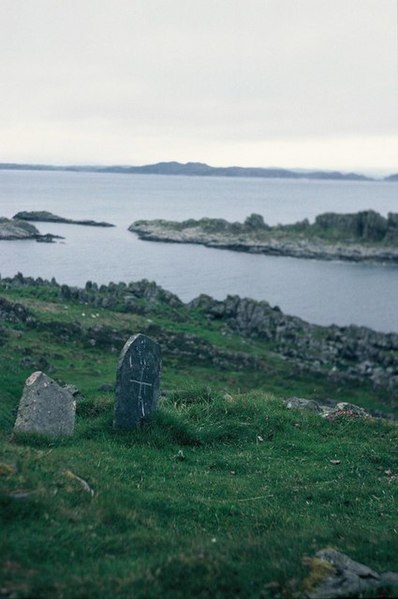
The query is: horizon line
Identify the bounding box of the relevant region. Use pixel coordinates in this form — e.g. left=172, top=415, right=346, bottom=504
left=0, top=159, right=397, bottom=179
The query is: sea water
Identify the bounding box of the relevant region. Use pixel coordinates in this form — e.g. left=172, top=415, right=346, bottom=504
left=0, top=169, right=397, bottom=333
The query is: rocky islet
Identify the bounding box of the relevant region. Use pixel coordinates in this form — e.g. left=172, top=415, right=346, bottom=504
left=129, top=210, right=398, bottom=263
left=0, top=217, right=46, bottom=241
left=13, top=210, right=115, bottom=227
left=0, top=210, right=114, bottom=242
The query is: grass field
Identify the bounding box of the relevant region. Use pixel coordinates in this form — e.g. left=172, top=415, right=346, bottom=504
left=1, top=280, right=397, bottom=598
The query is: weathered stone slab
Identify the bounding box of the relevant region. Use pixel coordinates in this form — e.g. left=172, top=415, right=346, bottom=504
left=114, top=334, right=161, bottom=429
left=14, top=371, right=76, bottom=436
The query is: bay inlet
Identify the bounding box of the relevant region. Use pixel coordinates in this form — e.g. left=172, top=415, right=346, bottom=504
left=0, top=169, right=397, bottom=333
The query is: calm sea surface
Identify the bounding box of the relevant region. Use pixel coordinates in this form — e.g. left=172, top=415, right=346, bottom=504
left=0, top=169, right=397, bottom=333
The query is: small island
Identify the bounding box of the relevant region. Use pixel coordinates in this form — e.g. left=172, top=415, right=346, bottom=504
left=0, top=217, right=62, bottom=242
left=13, top=211, right=115, bottom=227
left=0, top=217, right=40, bottom=240
left=129, top=210, right=398, bottom=263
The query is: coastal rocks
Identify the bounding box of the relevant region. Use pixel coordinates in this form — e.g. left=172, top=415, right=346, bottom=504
left=2, top=274, right=398, bottom=396
left=0, top=273, right=59, bottom=289
left=189, top=294, right=398, bottom=395
left=0, top=217, right=63, bottom=242
left=1, top=210, right=113, bottom=242
left=3, top=275, right=184, bottom=313
left=189, top=294, right=306, bottom=341
left=128, top=211, right=398, bottom=263
left=303, top=548, right=398, bottom=598
left=0, top=218, right=40, bottom=240
left=59, top=279, right=183, bottom=311
left=13, top=371, right=76, bottom=436
left=14, top=211, right=115, bottom=227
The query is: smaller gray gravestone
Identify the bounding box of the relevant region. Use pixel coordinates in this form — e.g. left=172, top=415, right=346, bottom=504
left=114, top=334, right=161, bottom=429
left=14, top=371, right=76, bottom=436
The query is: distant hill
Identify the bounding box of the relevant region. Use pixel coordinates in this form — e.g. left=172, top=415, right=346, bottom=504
left=0, top=161, right=374, bottom=181
left=97, top=161, right=373, bottom=181
left=384, top=173, right=398, bottom=182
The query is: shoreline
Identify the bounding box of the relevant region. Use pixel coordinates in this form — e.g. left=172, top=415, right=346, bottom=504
left=1, top=273, right=398, bottom=397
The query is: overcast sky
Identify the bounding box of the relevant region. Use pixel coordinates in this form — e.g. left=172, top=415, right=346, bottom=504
left=0, top=0, right=397, bottom=171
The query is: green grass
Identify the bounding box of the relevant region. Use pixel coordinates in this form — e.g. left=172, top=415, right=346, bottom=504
left=1, top=393, right=398, bottom=598
left=1, top=282, right=398, bottom=597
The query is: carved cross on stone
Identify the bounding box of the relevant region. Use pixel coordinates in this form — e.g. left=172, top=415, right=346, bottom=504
left=130, top=368, right=153, bottom=418
left=113, top=334, right=161, bottom=429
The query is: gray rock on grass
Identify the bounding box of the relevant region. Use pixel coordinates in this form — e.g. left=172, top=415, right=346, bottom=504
left=305, top=548, right=398, bottom=598
left=14, top=371, right=76, bottom=436
left=114, top=334, right=161, bottom=429
left=285, top=397, right=371, bottom=419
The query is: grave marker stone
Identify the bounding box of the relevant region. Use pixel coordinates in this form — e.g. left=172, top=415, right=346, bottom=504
left=114, top=334, right=161, bottom=429
left=14, top=371, right=76, bottom=436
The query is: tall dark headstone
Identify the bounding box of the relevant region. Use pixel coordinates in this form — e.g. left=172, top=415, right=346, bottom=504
left=114, top=334, right=161, bottom=429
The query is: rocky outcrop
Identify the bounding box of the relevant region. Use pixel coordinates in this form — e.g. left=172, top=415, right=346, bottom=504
left=2, top=274, right=398, bottom=398
left=0, top=218, right=40, bottom=240
left=0, top=217, right=63, bottom=242
left=60, top=279, right=183, bottom=311
left=189, top=294, right=398, bottom=396
left=129, top=211, right=398, bottom=263
left=0, top=295, right=35, bottom=324
left=14, top=211, right=115, bottom=227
